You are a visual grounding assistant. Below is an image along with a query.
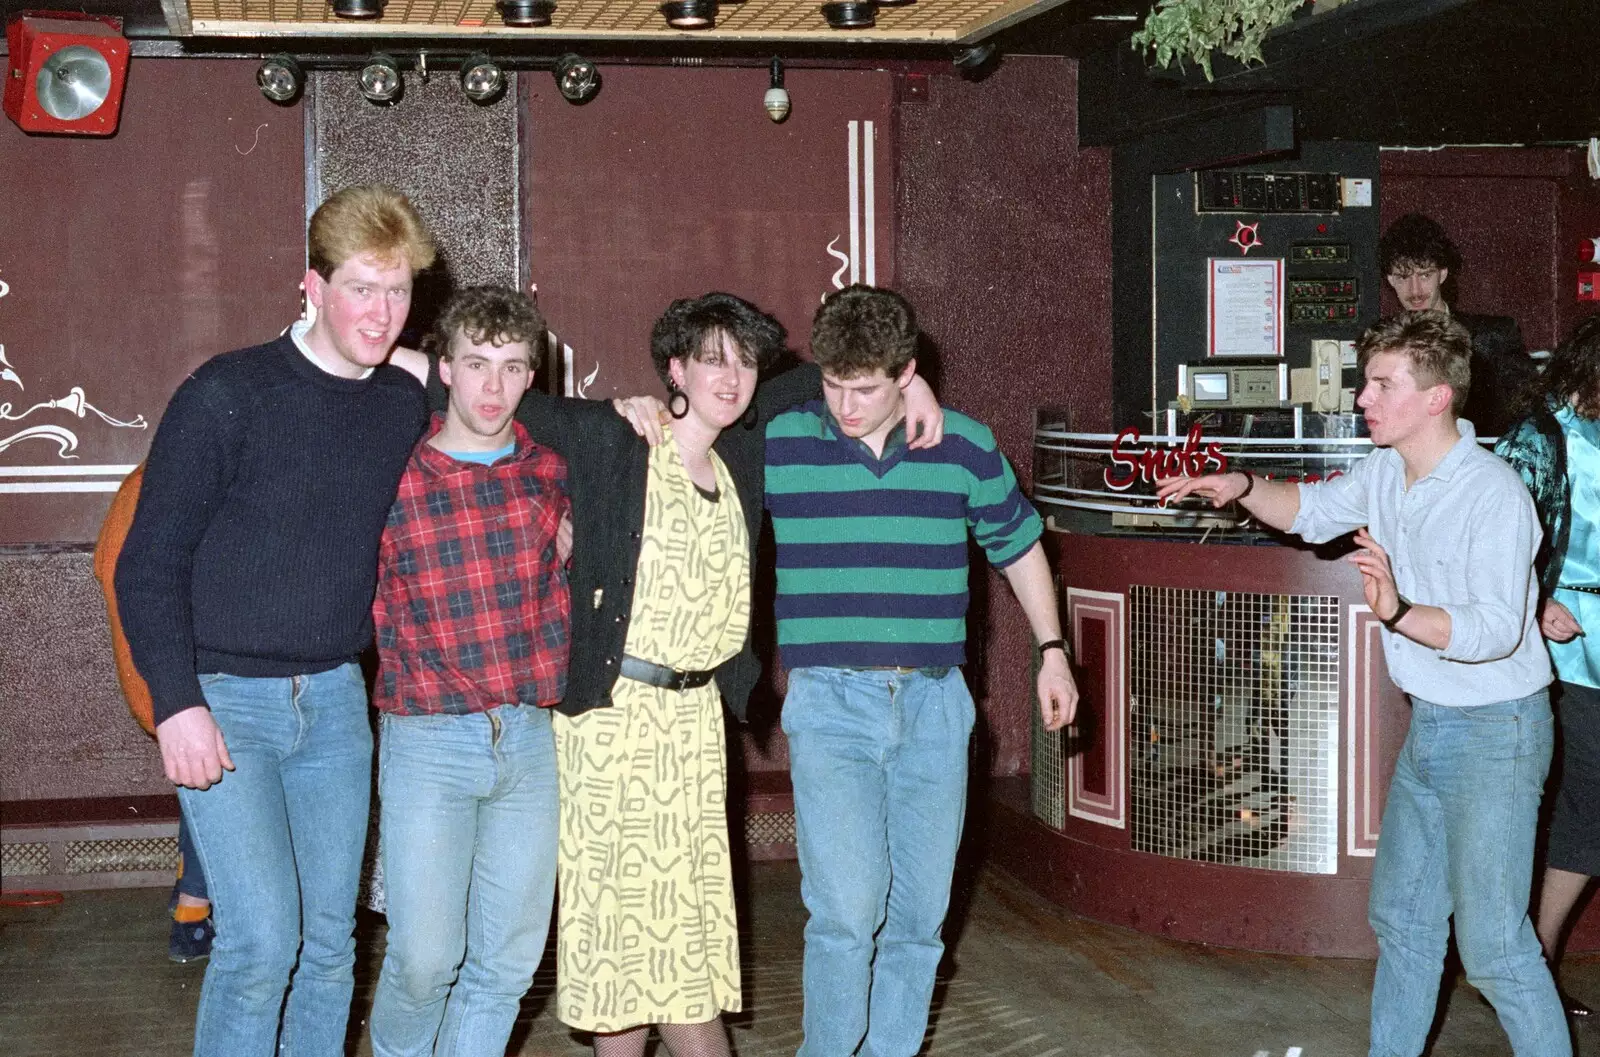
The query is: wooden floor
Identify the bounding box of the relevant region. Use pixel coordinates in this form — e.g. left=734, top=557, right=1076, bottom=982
left=4, top=859, right=1600, bottom=1057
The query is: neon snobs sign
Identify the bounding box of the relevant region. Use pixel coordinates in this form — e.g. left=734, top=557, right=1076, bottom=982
left=1104, top=423, right=1228, bottom=492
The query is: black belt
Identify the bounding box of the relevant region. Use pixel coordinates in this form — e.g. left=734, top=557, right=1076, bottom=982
left=847, top=665, right=952, bottom=678
left=619, top=654, right=717, bottom=692
left=1561, top=585, right=1600, bottom=597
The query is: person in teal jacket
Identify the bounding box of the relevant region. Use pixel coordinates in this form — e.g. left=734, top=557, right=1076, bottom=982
left=1497, top=313, right=1600, bottom=1018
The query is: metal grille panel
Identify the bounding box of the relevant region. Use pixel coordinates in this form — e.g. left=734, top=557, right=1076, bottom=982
left=2, top=842, right=51, bottom=877
left=745, top=810, right=796, bottom=846
left=1031, top=646, right=1066, bottom=829
left=1129, top=585, right=1340, bottom=875
left=63, top=836, right=179, bottom=875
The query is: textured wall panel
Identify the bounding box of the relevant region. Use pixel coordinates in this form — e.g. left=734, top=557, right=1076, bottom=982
left=0, top=552, right=168, bottom=801
left=310, top=67, right=520, bottom=336
left=897, top=56, right=1113, bottom=776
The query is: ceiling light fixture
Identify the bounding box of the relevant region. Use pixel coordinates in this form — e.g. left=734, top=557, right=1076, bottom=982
left=820, top=1, right=876, bottom=29
left=256, top=54, right=303, bottom=105
left=763, top=57, right=790, bottom=123
left=552, top=53, right=601, bottom=104
left=497, top=0, right=555, bottom=26
left=459, top=52, right=505, bottom=104
left=332, top=0, right=385, bottom=19
left=660, top=0, right=717, bottom=30
left=358, top=53, right=404, bottom=105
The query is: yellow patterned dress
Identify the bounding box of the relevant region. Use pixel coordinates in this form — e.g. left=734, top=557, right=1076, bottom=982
left=554, top=432, right=751, bottom=1032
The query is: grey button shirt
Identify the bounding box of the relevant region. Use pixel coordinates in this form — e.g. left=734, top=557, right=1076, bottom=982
left=1290, top=420, right=1552, bottom=706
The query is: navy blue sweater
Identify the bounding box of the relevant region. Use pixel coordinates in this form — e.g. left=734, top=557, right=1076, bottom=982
left=116, top=335, right=428, bottom=725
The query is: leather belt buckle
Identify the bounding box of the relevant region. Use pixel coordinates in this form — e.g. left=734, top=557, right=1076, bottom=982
left=620, top=654, right=715, bottom=692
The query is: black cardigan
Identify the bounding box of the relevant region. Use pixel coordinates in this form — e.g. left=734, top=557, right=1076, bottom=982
left=426, top=361, right=820, bottom=720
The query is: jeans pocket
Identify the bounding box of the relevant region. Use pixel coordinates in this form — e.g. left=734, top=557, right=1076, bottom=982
left=781, top=670, right=817, bottom=737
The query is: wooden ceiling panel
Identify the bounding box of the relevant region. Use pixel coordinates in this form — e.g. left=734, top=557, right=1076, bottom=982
left=181, top=0, right=1068, bottom=43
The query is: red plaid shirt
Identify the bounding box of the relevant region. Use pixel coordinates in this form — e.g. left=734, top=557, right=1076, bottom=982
left=374, top=416, right=571, bottom=716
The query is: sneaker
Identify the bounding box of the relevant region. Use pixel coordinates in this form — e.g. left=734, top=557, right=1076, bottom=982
left=168, top=916, right=214, bottom=964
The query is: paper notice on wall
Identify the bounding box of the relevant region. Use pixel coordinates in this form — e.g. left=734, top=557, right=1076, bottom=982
left=1207, top=257, right=1284, bottom=358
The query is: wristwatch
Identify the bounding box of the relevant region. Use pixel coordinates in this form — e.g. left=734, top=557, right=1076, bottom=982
left=1038, top=638, right=1069, bottom=657
left=1381, top=595, right=1412, bottom=631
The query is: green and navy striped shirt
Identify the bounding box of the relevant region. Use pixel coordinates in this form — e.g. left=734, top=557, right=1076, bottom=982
left=765, top=400, right=1043, bottom=670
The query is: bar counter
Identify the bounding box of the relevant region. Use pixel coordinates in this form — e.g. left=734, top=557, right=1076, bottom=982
left=990, top=424, right=1600, bottom=956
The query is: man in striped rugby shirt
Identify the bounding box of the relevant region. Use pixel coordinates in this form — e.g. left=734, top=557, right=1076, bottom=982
left=766, top=284, right=1079, bottom=1057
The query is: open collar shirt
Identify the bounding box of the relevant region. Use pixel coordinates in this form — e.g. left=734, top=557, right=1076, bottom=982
left=1290, top=420, right=1551, bottom=706
left=374, top=415, right=571, bottom=716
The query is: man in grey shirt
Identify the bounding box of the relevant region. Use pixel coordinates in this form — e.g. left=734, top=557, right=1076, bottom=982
left=1160, top=311, right=1563, bottom=1057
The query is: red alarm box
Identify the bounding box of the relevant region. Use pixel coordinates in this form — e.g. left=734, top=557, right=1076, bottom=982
left=3, top=12, right=129, bottom=136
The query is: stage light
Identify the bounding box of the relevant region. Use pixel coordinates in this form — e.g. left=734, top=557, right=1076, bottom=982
left=498, top=0, right=555, bottom=26
left=552, top=53, right=601, bottom=104
left=459, top=53, right=505, bottom=104
left=660, top=0, right=717, bottom=30
left=332, top=0, right=385, bottom=18
left=821, top=1, right=876, bottom=29
left=359, top=54, right=404, bottom=105
left=3, top=12, right=130, bottom=136
left=763, top=57, right=789, bottom=123
left=257, top=54, right=303, bottom=105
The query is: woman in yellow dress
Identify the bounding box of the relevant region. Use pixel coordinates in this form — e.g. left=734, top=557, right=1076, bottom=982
left=516, top=293, right=941, bottom=1057
left=549, top=294, right=790, bottom=1057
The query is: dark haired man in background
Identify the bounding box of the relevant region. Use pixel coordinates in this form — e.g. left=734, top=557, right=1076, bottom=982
left=1378, top=212, right=1535, bottom=435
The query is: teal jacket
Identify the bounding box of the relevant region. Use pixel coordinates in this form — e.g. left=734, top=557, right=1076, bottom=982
left=1494, top=397, right=1571, bottom=599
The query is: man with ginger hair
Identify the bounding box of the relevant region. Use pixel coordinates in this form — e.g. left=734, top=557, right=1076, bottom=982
left=117, top=183, right=436, bottom=1057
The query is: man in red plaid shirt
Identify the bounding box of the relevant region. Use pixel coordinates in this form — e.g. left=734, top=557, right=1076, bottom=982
left=368, top=286, right=570, bottom=1057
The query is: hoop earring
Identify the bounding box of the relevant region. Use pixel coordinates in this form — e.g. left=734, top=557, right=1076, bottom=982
left=668, top=389, right=690, bottom=419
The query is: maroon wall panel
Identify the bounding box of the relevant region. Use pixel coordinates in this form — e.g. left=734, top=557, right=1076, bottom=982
left=897, top=56, right=1113, bottom=776
left=524, top=65, right=895, bottom=401
left=1076, top=608, right=1109, bottom=798
left=0, top=59, right=304, bottom=804
left=1377, top=148, right=1600, bottom=353
left=0, top=59, right=306, bottom=544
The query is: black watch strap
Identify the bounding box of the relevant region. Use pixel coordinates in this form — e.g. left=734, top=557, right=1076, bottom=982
left=1038, top=638, right=1069, bottom=656
left=1381, top=596, right=1412, bottom=631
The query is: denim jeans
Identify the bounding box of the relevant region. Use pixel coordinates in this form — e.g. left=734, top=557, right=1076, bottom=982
left=1368, top=691, right=1568, bottom=1057
left=370, top=705, right=559, bottom=1057
left=783, top=666, right=975, bottom=1057
left=175, top=811, right=208, bottom=902
left=176, top=664, right=373, bottom=1057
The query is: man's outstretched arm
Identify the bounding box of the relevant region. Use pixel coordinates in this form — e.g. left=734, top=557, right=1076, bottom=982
left=1155, top=471, right=1301, bottom=531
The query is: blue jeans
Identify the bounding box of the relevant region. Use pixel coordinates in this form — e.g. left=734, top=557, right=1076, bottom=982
left=1369, top=691, right=1568, bottom=1057
left=175, top=811, right=208, bottom=902
left=176, top=664, right=373, bottom=1057
left=370, top=705, right=559, bottom=1057
left=783, top=666, right=975, bottom=1057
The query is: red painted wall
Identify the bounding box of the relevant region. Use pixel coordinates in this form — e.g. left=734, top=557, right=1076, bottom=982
left=897, top=56, right=1114, bottom=776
